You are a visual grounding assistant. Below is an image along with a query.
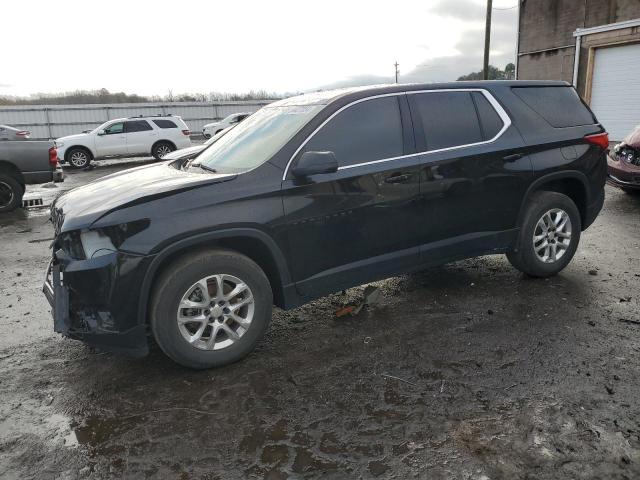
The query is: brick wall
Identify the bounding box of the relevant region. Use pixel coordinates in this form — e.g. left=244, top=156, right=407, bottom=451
left=518, top=0, right=640, bottom=96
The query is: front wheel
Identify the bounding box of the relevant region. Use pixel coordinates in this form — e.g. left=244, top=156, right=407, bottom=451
left=150, top=249, right=273, bottom=369
left=0, top=174, right=23, bottom=213
left=66, top=148, right=91, bottom=169
left=507, top=191, right=581, bottom=277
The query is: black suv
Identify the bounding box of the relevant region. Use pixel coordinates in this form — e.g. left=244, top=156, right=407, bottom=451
left=44, top=81, right=608, bottom=369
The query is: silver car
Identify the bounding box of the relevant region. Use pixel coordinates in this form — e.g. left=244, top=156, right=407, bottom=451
left=0, top=124, right=31, bottom=140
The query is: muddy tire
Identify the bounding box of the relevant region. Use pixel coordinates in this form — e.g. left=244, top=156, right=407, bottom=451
left=507, top=191, right=581, bottom=278
left=150, top=249, right=273, bottom=369
left=66, top=147, right=91, bottom=169
left=0, top=174, right=23, bottom=213
left=151, top=141, right=175, bottom=160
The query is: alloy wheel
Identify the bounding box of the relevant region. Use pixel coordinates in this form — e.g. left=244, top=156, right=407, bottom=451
left=533, top=208, right=572, bottom=263
left=176, top=274, right=255, bottom=351
left=156, top=145, right=172, bottom=158
left=70, top=151, right=88, bottom=168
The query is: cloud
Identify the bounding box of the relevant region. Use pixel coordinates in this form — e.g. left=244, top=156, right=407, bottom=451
left=430, top=0, right=486, bottom=20
left=317, top=0, right=517, bottom=90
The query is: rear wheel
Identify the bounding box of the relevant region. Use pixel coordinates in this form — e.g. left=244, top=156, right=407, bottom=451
left=66, top=148, right=91, bottom=169
left=507, top=191, right=581, bottom=277
left=152, top=141, right=175, bottom=160
left=150, top=249, right=273, bottom=369
left=0, top=174, right=23, bottom=213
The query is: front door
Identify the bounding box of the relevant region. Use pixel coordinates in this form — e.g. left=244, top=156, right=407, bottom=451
left=95, top=121, right=127, bottom=157
left=281, top=94, right=423, bottom=299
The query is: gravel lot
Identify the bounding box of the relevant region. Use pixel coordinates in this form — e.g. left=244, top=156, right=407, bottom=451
left=1, top=160, right=639, bottom=479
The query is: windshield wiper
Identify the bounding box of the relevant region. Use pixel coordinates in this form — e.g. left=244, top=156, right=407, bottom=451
left=189, top=162, right=217, bottom=173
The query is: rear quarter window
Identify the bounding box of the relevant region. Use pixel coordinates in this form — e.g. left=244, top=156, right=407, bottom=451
left=471, top=92, right=504, bottom=140
left=153, top=119, right=178, bottom=129
left=512, top=86, right=596, bottom=128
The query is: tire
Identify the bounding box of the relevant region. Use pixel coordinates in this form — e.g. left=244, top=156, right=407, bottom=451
left=0, top=174, right=23, bottom=213
left=152, top=141, right=175, bottom=160
left=215, top=129, right=223, bottom=135
left=150, top=249, right=273, bottom=369
left=66, top=147, right=91, bottom=169
left=507, top=191, right=581, bottom=278
left=203, top=133, right=211, bottom=140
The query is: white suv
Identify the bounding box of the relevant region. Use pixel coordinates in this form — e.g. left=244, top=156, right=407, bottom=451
left=202, top=112, right=250, bottom=138
left=56, top=115, right=192, bottom=168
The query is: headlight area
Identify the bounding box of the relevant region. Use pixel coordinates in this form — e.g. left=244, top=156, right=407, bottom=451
left=56, top=219, right=150, bottom=260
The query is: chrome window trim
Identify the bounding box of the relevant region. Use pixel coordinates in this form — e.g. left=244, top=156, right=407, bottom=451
left=282, top=88, right=512, bottom=180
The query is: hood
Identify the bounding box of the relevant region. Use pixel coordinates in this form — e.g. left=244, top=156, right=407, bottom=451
left=162, top=144, right=207, bottom=160
left=52, top=162, right=236, bottom=232
left=57, top=132, right=90, bottom=143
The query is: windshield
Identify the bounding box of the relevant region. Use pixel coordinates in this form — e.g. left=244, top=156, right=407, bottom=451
left=195, top=104, right=323, bottom=173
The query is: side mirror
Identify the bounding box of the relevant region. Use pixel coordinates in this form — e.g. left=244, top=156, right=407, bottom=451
left=97, top=129, right=106, bottom=136
left=292, top=151, right=338, bottom=177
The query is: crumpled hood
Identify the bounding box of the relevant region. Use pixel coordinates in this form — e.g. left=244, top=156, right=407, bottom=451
left=52, top=162, right=236, bottom=232
left=162, top=144, right=206, bottom=160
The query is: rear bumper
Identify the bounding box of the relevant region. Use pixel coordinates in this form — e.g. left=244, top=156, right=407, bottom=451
left=43, top=250, right=153, bottom=357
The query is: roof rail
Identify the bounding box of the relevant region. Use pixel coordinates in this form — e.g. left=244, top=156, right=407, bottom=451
left=127, top=113, right=173, bottom=119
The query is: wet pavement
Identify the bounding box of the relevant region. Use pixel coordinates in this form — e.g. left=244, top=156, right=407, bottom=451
left=1, top=164, right=640, bottom=479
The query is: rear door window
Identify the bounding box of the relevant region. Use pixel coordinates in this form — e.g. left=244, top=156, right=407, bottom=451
left=302, top=96, right=404, bottom=167
left=125, top=120, right=153, bottom=132
left=409, top=92, right=483, bottom=151
left=471, top=92, right=504, bottom=140
left=512, top=86, right=596, bottom=127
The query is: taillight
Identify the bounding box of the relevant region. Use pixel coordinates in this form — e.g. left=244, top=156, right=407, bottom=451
left=182, top=129, right=190, bottom=136
left=48, top=146, right=59, bottom=167
left=584, top=132, right=609, bottom=150
left=16, top=130, right=30, bottom=138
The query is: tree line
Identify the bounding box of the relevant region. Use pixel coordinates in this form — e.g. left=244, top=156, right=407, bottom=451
left=0, top=88, right=285, bottom=105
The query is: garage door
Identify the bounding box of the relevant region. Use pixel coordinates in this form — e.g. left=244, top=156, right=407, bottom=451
left=589, top=43, right=640, bottom=141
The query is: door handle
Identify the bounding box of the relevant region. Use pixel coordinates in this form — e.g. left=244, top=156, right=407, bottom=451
left=503, top=153, right=523, bottom=162
left=384, top=173, right=411, bottom=184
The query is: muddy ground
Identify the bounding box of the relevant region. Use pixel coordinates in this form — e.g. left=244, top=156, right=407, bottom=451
left=1, top=160, right=639, bottom=479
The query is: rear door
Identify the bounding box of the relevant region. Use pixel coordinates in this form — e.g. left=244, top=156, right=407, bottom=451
left=124, top=120, right=156, bottom=155
left=407, top=89, right=531, bottom=259
left=95, top=121, right=127, bottom=156
left=281, top=94, right=423, bottom=298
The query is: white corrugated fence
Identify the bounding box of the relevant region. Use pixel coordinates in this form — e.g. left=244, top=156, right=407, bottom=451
left=0, top=101, right=274, bottom=139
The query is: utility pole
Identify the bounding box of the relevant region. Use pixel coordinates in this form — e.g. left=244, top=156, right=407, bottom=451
left=483, top=0, right=493, bottom=80
left=394, top=61, right=399, bottom=83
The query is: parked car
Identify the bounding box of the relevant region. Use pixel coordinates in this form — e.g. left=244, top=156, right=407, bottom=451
left=0, top=124, right=30, bottom=140
left=202, top=113, right=250, bottom=138
left=162, top=126, right=234, bottom=162
left=44, top=81, right=607, bottom=369
left=607, top=124, right=640, bottom=193
left=56, top=115, right=192, bottom=168
left=0, top=140, right=63, bottom=212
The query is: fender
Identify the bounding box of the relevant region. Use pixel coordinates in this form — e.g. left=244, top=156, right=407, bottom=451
left=516, top=170, right=590, bottom=228
left=136, top=227, right=293, bottom=323
left=66, top=144, right=96, bottom=159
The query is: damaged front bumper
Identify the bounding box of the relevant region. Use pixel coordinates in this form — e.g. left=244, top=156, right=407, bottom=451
left=43, top=249, right=153, bottom=357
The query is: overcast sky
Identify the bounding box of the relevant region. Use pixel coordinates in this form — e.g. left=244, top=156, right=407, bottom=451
left=1, top=0, right=518, bottom=97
